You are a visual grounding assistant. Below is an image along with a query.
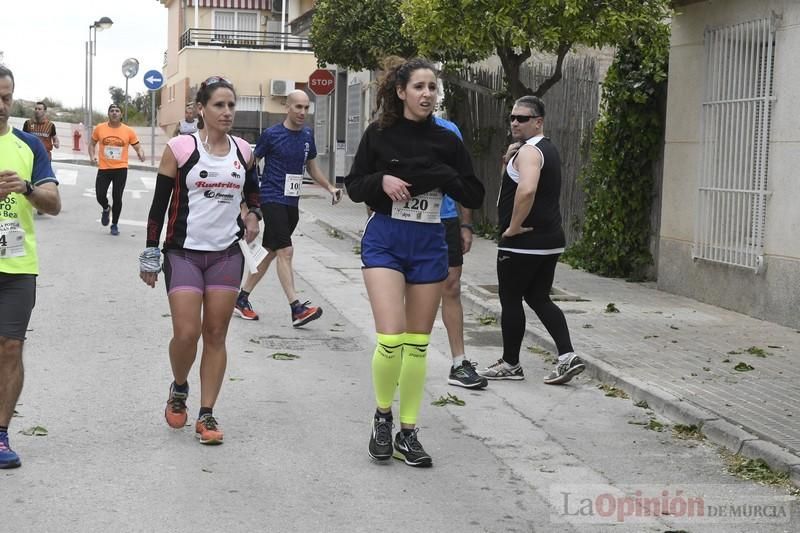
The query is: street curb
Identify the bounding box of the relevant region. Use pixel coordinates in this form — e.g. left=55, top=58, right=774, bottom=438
left=306, top=210, right=800, bottom=486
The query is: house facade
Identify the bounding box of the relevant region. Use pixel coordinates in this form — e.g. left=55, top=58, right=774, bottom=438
left=660, top=0, right=800, bottom=327
left=157, top=0, right=317, bottom=142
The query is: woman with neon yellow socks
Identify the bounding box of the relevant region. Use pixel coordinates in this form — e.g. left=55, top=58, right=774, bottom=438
left=344, top=57, right=484, bottom=467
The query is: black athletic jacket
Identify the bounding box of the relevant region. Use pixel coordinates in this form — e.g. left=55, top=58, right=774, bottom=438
left=344, top=115, right=484, bottom=213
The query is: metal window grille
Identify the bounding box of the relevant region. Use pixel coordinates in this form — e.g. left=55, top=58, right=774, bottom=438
left=237, top=95, right=262, bottom=112
left=694, top=17, right=776, bottom=270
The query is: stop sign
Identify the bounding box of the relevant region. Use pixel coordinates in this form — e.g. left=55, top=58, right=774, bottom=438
left=308, top=69, right=335, bottom=96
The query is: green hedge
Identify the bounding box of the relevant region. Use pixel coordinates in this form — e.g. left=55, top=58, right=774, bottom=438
left=563, top=23, right=670, bottom=280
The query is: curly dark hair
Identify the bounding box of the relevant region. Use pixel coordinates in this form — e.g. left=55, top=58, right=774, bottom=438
left=375, top=57, right=437, bottom=129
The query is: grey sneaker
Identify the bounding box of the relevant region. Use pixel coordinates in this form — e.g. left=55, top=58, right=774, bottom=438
left=478, top=359, right=524, bottom=380
left=543, top=353, right=585, bottom=385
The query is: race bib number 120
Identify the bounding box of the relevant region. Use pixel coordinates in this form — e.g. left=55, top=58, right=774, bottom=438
left=391, top=190, right=442, bottom=223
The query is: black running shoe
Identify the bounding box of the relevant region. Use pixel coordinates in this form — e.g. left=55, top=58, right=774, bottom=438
left=393, top=429, right=432, bottom=467
left=368, top=414, right=394, bottom=461
left=448, top=360, right=488, bottom=389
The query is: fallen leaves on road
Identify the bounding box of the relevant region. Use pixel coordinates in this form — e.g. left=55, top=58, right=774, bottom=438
left=478, top=314, right=497, bottom=326
left=598, top=384, right=629, bottom=399
left=271, top=352, right=300, bottom=360
left=19, top=425, right=48, bottom=436
left=605, top=303, right=620, bottom=313
left=431, top=393, right=465, bottom=407
left=734, top=362, right=755, bottom=372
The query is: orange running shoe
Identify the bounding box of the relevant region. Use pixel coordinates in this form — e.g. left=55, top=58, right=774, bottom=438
left=291, top=300, right=322, bottom=327
left=164, top=383, right=188, bottom=429
left=195, top=414, right=224, bottom=445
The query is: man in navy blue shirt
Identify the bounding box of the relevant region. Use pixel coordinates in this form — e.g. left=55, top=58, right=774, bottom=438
left=235, top=90, right=341, bottom=326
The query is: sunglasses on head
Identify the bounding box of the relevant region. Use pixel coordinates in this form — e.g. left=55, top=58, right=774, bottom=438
left=509, top=114, right=540, bottom=123
left=203, top=76, right=232, bottom=86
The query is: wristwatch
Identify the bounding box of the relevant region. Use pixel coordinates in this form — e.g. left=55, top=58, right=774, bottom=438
left=22, top=181, right=34, bottom=196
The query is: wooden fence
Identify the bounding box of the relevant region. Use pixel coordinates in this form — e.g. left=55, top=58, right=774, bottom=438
left=446, top=56, right=600, bottom=246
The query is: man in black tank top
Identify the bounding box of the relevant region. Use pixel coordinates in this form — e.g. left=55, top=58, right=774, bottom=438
left=478, top=96, right=585, bottom=385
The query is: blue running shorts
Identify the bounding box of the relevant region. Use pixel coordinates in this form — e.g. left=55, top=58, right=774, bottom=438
left=361, top=213, right=448, bottom=284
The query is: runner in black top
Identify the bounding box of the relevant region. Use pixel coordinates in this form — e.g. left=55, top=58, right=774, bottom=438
left=346, top=57, right=484, bottom=467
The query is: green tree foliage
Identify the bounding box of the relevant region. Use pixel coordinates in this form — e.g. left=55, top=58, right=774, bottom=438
left=562, top=18, right=671, bottom=279
left=401, top=0, right=671, bottom=100
left=310, top=0, right=417, bottom=71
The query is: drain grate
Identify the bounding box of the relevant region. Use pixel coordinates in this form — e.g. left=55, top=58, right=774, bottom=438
left=250, top=335, right=360, bottom=352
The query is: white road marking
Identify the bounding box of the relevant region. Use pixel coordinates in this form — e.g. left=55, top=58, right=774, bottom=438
left=83, top=187, right=150, bottom=199
left=54, top=169, right=78, bottom=186
left=95, top=217, right=146, bottom=228
left=140, top=176, right=156, bottom=190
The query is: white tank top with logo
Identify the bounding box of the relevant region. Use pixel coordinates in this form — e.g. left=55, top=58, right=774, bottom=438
left=167, top=132, right=251, bottom=251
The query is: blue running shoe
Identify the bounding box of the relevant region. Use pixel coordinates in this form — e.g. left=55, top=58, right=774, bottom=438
left=101, top=207, right=110, bottom=226
left=110, top=224, right=120, bottom=236
left=0, top=431, right=21, bottom=469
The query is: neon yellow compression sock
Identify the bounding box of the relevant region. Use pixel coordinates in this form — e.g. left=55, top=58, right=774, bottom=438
left=372, top=333, right=404, bottom=411
left=398, top=332, right=429, bottom=425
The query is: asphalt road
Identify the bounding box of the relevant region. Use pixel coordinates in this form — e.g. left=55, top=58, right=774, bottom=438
left=4, top=163, right=797, bottom=532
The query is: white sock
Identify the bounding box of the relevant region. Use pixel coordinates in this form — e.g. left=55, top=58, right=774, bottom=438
left=452, top=355, right=466, bottom=368
left=558, top=352, right=575, bottom=363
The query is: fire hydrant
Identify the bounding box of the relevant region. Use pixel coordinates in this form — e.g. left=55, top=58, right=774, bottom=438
left=72, top=128, right=82, bottom=152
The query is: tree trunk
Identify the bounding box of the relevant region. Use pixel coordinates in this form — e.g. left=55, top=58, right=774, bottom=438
left=497, top=46, right=532, bottom=104
left=533, top=42, right=572, bottom=98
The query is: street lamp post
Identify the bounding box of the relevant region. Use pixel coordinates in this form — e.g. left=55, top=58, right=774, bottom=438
left=85, top=16, right=113, bottom=137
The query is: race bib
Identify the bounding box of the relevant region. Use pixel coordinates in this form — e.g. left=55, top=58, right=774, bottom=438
left=391, top=190, right=442, bottom=223
left=104, top=146, right=122, bottom=160
left=284, top=173, right=303, bottom=197
left=0, top=221, right=26, bottom=258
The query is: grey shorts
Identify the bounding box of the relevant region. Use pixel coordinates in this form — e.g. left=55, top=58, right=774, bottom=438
left=0, top=273, right=36, bottom=340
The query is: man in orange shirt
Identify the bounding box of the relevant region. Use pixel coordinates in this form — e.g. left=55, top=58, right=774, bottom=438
left=88, top=104, right=145, bottom=235
left=22, top=102, right=59, bottom=160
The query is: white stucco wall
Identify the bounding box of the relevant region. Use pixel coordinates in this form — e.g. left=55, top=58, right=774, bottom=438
left=659, top=0, right=800, bottom=327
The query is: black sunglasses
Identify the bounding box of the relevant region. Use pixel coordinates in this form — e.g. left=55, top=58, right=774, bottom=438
left=509, top=114, right=540, bottom=123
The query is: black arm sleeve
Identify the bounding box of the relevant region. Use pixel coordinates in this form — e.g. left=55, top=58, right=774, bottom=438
left=146, top=173, right=174, bottom=248
left=344, top=125, right=386, bottom=204
left=243, top=163, right=260, bottom=209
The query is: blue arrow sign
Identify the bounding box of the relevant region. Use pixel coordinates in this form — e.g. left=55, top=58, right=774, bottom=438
left=143, top=70, right=164, bottom=91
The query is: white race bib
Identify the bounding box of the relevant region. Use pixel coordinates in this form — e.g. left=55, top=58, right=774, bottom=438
left=391, top=190, right=442, bottom=223
left=0, top=221, right=26, bottom=258
left=104, top=146, right=122, bottom=160
left=284, top=173, right=303, bottom=197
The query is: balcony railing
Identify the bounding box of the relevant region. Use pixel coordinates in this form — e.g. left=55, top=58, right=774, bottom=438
left=179, top=28, right=312, bottom=52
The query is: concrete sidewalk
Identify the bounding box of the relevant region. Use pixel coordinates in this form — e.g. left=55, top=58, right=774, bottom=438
left=298, top=185, right=800, bottom=485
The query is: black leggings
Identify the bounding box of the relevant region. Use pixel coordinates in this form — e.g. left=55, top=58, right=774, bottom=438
left=95, top=168, right=128, bottom=224
left=497, top=251, right=573, bottom=366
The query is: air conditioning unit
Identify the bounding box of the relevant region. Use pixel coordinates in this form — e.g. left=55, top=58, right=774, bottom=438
left=270, top=79, right=295, bottom=97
